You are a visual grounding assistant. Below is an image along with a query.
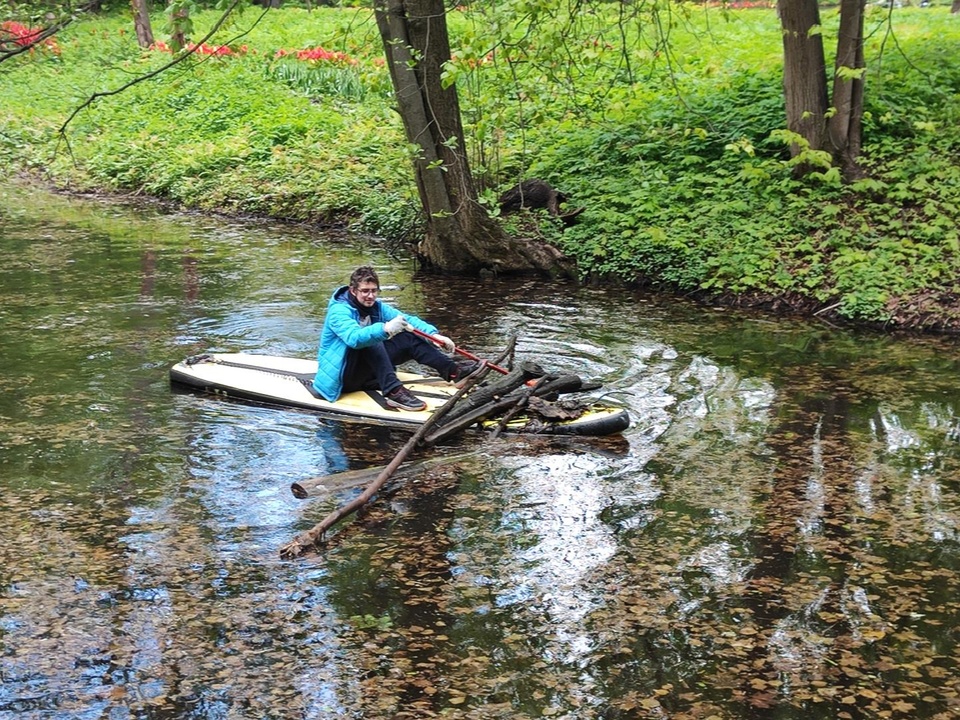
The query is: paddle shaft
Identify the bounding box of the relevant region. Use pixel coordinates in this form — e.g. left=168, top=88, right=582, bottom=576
left=410, top=328, right=510, bottom=376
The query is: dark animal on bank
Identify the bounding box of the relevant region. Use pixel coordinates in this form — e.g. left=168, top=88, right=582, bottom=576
left=498, top=179, right=584, bottom=226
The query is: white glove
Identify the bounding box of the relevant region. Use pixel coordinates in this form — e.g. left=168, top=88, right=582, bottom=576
left=433, top=334, right=456, bottom=353
left=383, top=315, right=409, bottom=337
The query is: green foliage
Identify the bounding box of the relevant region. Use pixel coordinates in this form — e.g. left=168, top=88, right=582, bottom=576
left=471, top=7, right=960, bottom=327
left=165, top=0, right=194, bottom=51
left=1, top=4, right=959, bottom=328
left=267, top=56, right=392, bottom=102
left=1, top=8, right=414, bottom=237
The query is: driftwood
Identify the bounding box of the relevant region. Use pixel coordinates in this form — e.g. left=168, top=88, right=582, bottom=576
left=279, top=344, right=610, bottom=557
left=438, top=361, right=543, bottom=427
left=489, top=376, right=550, bottom=440
left=532, top=374, right=587, bottom=399
left=422, top=394, right=524, bottom=445
left=424, top=368, right=601, bottom=443
left=279, top=372, right=485, bottom=559
left=290, top=452, right=477, bottom=499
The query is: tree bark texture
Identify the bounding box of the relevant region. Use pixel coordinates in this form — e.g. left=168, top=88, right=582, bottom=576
left=828, top=0, right=866, bottom=180
left=779, top=0, right=870, bottom=180
left=778, top=0, right=829, bottom=157
left=373, top=0, right=574, bottom=278
left=131, top=0, right=154, bottom=49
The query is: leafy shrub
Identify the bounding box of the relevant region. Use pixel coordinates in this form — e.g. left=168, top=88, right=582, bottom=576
left=2, top=4, right=959, bottom=328
left=268, top=57, right=367, bottom=101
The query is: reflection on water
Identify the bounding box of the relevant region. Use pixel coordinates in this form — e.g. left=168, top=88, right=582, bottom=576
left=2, top=182, right=960, bottom=719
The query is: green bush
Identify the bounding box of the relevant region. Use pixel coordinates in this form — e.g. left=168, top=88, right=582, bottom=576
left=2, top=4, right=959, bottom=328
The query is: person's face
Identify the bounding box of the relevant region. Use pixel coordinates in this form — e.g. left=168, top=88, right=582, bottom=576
left=350, top=281, right=379, bottom=308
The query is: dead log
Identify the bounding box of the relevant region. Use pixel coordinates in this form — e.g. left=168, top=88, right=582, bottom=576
left=531, top=374, right=585, bottom=399
left=290, top=452, right=477, bottom=499
left=425, top=370, right=584, bottom=443
left=489, top=376, right=550, bottom=440
left=279, top=371, right=484, bottom=559
left=422, top=394, right=521, bottom=444
left=438, top=361, right=543, bottom=427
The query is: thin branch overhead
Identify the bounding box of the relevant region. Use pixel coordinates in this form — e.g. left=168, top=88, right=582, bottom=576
left=56, top=0, right=245, bottom=140
left=1, top=2, right=100, bottom=64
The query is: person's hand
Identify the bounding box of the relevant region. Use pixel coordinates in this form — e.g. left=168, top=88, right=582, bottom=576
left=384, top=315, right=409, bottom=337
left=433, top=334, right=456, bottom=353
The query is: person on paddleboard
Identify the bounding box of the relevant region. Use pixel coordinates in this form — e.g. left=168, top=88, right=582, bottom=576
left=312, top=266, right=482, bottom=411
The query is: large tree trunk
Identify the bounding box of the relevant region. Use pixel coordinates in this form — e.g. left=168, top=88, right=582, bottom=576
left=827, top=0, right=867, bottom=180
left=778, top=0, right=829, bottom=164
left=779, top=0, right=869, bottom=181
left=131, top=0, right=154, bottom=49
left=373, top=0, right=574, bottom=277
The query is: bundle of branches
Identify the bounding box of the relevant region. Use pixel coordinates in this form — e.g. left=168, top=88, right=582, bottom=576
left=279, top=356, right=605, bottom=559
left=422, top=361, right=601, bottom=443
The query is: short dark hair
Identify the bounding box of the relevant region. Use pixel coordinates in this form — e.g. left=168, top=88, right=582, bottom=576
left=349, top=266, right=379, bottom=290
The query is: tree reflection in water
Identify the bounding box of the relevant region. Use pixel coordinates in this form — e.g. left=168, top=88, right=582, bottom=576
left=1, top=183, right=959, bottom=719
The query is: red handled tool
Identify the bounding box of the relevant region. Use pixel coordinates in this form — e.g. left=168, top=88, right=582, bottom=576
left=409, top=328, right=511, bottom=376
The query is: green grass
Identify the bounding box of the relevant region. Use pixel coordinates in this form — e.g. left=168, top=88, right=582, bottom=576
left=2, top=4, right=959, bottom=329
left=1, top=7, right=412, bottom=226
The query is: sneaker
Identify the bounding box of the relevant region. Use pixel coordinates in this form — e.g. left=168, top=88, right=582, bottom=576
left=385, top=385, right=427, bottom=411
left=450, top=359, right=488, bottom=388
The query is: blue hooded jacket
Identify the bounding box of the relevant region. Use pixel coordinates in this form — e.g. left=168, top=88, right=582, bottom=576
left=312, top=286, right=438, bottom=401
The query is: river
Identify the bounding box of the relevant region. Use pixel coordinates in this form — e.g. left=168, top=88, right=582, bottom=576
left=2, top=181, right=959, bottom=719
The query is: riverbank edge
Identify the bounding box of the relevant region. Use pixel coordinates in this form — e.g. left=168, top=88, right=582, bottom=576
left=16, top=171, right=960, bottom=338
left=5, top=8, right=960, bottom=338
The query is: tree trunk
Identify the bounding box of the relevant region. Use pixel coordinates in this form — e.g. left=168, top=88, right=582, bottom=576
left=779, top=0, right=870, bottom=181
left=953, top=0, right=960, bottom=13
left=168, top=1, right=188, bottom=51
left=373, top=0, right=574, bottom=278
left=131, top=0, right=154, bottom=49
left=778, top=0, right=829, bottom=161
left=828, top=0, right=867, bottom=180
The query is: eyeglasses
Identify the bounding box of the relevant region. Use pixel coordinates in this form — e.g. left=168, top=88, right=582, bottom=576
left=355, top=287, right=380, bottom=296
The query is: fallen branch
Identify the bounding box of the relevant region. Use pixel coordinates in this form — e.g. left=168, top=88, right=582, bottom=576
left=488, top=376, right=550, bottom=440
left=290, top=452, right=477, bottom=499
left=535, top=374, right=592, bottom=397
left=424, top=370, right=585, bottom=444
left=492, top=334, right=517, bottom=370
left=437, top=361, right=542, bottom=427
left=279, top=373, right=482, bottom=559
left=421, top=394, right=520, bottom=444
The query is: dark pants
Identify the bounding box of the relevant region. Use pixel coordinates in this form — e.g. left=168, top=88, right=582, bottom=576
left=342, top=332, right=456, bottom=395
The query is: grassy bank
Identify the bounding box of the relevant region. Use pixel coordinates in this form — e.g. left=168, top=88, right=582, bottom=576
left=2, top=5, right=959, bottom=330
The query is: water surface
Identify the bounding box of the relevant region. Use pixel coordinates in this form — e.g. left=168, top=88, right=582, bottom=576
left=2, top=182, right=959, bottom=719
